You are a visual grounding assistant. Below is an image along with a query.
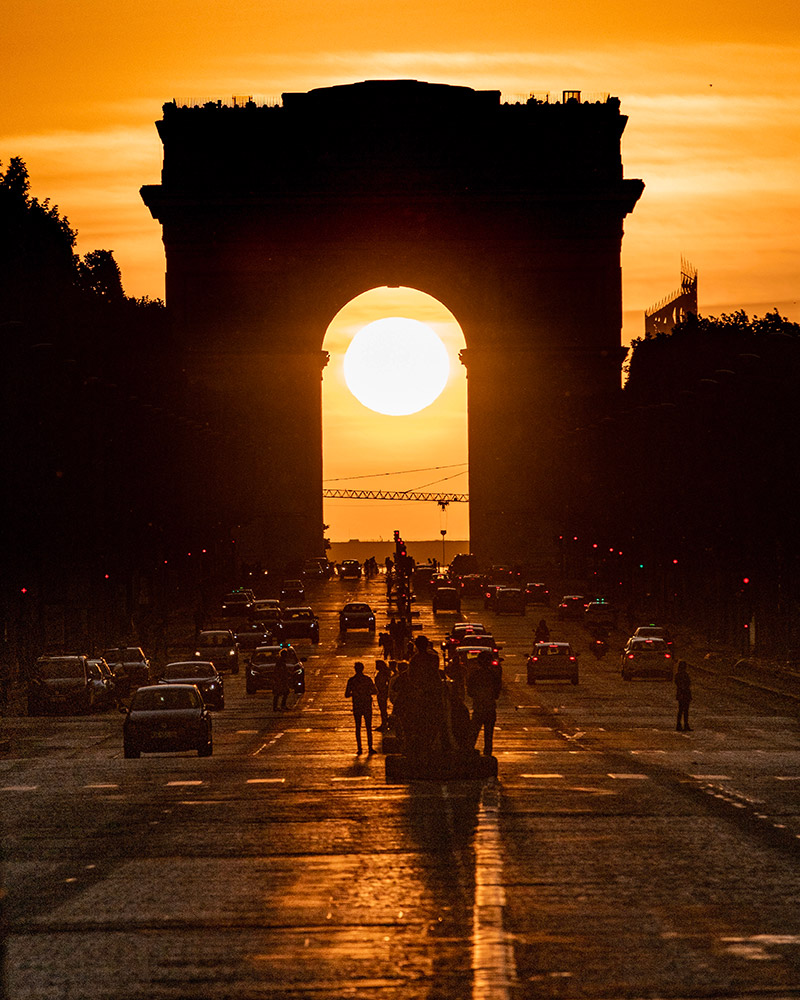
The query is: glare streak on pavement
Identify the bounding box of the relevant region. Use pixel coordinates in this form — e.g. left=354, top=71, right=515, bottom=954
left=472, top=782, right=517, bottom=999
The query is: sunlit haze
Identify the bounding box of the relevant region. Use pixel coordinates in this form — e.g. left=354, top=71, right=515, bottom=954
left=3, top=0, right=798, bottom=541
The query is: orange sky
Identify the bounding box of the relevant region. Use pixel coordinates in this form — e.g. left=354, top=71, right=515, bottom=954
left=4, top=1, right=799, bottom=541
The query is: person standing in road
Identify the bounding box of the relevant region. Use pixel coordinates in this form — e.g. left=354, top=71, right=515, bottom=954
left=675, top=660, right=692, bottom=731
left=374, top=659, right=391, bottom=731
left=467, top=650, right=502, bottom=756
left=345, top=661, right=378, bottom=754
left=272, top=649, right=291, bottom=712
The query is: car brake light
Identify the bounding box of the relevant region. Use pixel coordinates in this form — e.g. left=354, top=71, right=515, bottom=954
left=627, top=653, right=634, bottom=659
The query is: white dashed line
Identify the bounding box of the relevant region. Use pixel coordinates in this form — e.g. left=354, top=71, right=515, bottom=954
left=166, top=780, right=203, bottom=786
left=608, top=773, right=649, bottom=780
left=521, top=774, right=564, bottom=779
left=690, top=774, right=732, bottom=780
left=1, top=785, right=39, bottom=792
left=331, top=776, right=371, bottom=781
left=247, top=778, right=286, bottom=784
left=84, top=783, right=119, bottom=789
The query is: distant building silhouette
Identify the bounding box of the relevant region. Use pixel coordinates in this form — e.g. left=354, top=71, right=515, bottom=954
left=645, top=259, right=698, bottom=337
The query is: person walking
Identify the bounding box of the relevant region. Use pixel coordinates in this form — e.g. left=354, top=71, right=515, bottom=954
left=534, top=618, right=550, bottom=643
left=675, top=660, right=692, bottom=731
left=345, top=661, right=378, bottom=754
left=272, top=649, right=291, bottom=711
left=467, top=650, right=502, bottom=756
left=374, top=659, right=391, bottom=731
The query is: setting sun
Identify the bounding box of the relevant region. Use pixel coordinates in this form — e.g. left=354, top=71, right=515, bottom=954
left=343, top=317, right=450, bottom=416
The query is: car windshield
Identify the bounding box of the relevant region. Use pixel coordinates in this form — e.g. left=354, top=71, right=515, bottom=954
left=344, top=604, right=369, bottom=612
left=37, top=658, right=84, bottom=679
left=164, top=663, right=215, bottom=679
left=199, top=634, right=230, bottom=646
left=287, top=611, right=312, bottom=620
left=132, top=687, right=200, bottom=711
left=537, top=645, right=568, bottom=656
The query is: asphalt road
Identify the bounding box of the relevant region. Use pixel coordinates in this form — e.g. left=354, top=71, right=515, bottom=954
left=3, top=576, right=800, bottom=999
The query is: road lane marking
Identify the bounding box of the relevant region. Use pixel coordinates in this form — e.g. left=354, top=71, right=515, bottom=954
left=472, top=782, right=517, bottom=998
left=608, top=773, right=648, bottom=779
left=166, top=780, right=203, bottom=786
left=1, top=786, right=39, bottom=792
left=84, top=783, right=120, bottom=789
left=775, top=776, right=800, bottom=780
left=521, top=774, right=564, bottom=779
left=690, top=774, right=732, bottom=780
left=331, top=776, right=371, bottom=781
left=247, top=778, right=286, bottom=784
left=237, top=729, right=259, bottom=734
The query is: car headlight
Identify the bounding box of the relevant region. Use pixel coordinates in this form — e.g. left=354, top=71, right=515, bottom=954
left=228, top=649, right=235, bottom=656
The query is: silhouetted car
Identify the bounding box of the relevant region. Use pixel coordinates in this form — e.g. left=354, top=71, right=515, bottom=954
left=441, top=622, right=489, bottom=660
left=246, top=644, right=306, bottom=695
left=220, top=589, right=255, bottom=617
left=524, top=582, right=550, bottom=605
left=234, top=623, right=276, bottom=653
left=123, top=684, right=212, bottom=758
left=433, top=586, right=461, bottom=613
left=100, top=646, right=151, bottom=696
left=493, top=587, right=526, bottom=615
left=28, top=655, right=111, bottom=714
left=280, top=579, right=305, bottom=604
left=249, top=598, right=281, bottom=621
left=621, top=637, right=674, bottom=680
left=451, top=643, right=503, bottom=680
left=584, top=600, right=617, bottom=628
left=456, top=574, right=487, bottom=596
left=280, top=607, right=320, bottom=644
left=339, top=559, right=362, bottom=579
left=193, top=630, right=239, bottom=674
left=632, top=625, right=674, bottom=653
left=339, top=602, right=376, bottom=632
left=160, top=661, right=224, bottom=710
left=527, top=642, right=579, bottom=685
left=557, top=595, right=586, bottom=620
left=86, top=658, right=117, bottom=709
left=303, top=558, right=332, bottom=579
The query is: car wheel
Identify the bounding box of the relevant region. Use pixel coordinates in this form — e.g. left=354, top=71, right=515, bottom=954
left=123, top=743, right=140, bottom=759
left=198, top=737, right=213, bottom=757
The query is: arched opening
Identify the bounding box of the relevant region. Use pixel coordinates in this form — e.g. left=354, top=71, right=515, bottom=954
left=322, top=287, right=468, bottom=547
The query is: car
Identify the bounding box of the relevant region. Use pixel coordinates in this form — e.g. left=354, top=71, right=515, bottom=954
left=432, top=586, right=461, bottom=613
left=339, top=559, right=362, bottom=579
left=632, top=625, right=674, bottom=653
left=100, top=646, right=152, bottom=696
left=492, top=587, right=526, bottom=615
left=280, top=579, right=305, bottom=604
left=557, top=595, right=586, bottom=620
left=220, top=589, right=255, bottom=617
left=122, top=684, right=212, bottom=758
left=456, top=573, right=487, bottom=596
left=249, top=598, right=282, bottom=620
left=411, top=565, right=436, bottom=591
left=584, top=599, right=617, bottom=628
left=28, top=655, right=109, bottom=714
left=193, top=630, right=239, bottom=674
left=302, top=559, right=327, bottom=579
left=339, top=602, right=376, bottom=632
left=86, top=657, right=117, bottom=709
left=527, top=642, right=579, bottom=684
left=234, top=622, right=276, bottom=653
left=451, top=631, right=500, bottom=658
left=524, top=582, right=550, bottom=605
left=451, top=643, right=503, bottom=680
left=280, top=607, right=320, bottom=644
left=441, top=622, right=489, bottom=660
left=621, top=637, right=674, bottom=681
left=159, top=661, right=224, bottom=710
left=246, top=644, right=306, bottom=695
left=449, top=553, right=480, bottom=577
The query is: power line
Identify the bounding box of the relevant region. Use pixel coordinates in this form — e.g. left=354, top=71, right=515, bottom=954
left=323, top=462, right=467, bottom=483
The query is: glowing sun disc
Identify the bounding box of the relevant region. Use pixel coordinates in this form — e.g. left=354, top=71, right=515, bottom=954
left=343, top=317, right=450, bottom=416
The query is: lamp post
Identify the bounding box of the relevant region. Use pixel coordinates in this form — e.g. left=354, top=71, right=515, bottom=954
left=440, top=529, right=447, bottom=568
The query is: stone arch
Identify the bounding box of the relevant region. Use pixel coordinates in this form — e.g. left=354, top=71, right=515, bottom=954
left=142, top=80, right=643, bottom=567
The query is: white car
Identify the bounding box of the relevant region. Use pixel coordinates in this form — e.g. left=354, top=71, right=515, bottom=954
left=621, top=637, right=674, bottom=681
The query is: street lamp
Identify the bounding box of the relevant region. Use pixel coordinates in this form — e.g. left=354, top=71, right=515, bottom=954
left=440, top=529, right=447, bottom=567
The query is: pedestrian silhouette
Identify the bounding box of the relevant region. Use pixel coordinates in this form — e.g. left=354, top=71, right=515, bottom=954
left=534, top=619, right=550, bottom=643
left=467, top=649, right=501, bottom=756
left=345, top=661, right=378, bottom=753
left=374, top=659, right=391, bottom=730
left=675, top=660, right=692, bottom=731
left=272, top=649, right=291, bottom=711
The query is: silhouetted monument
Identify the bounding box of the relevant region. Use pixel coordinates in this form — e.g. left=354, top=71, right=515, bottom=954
left=142, top=80, right=643, bottom=566
left=645, top=259, right=698, bottom=337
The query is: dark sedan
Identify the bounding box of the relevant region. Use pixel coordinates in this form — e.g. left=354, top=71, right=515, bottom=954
left=246, top=644, right=306, bottom=695
left=123, top=684, right=212, bottom=758
left=160, top=661, right=224, bottom=710
left=280, top=607, right=320, bottom=644
left=28, top=655, right=110, bottom=714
